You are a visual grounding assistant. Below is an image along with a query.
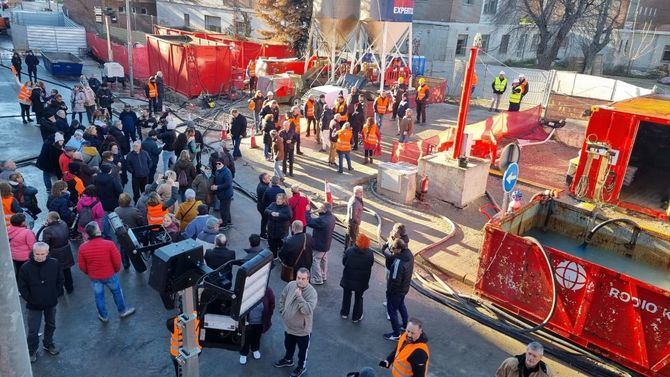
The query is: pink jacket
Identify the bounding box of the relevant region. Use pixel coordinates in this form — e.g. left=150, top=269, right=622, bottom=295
left=8, top=226, right=36, bottom=262
left=76, top=195, right=105, bottom=232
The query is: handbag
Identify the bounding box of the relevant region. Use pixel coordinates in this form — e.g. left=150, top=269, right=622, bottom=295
left=281, top=234, right=307, bottom=282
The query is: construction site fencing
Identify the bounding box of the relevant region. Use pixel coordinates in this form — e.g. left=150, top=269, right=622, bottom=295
left=86, top=32, right=151, bottom=80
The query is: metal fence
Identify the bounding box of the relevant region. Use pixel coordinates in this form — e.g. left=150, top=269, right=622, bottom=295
left=10, top=11, right=86, bottom=55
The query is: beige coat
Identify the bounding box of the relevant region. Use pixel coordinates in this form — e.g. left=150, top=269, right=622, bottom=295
left=495, top=357, right=553, bottom=377
left=279, top=280, right=317, bottom=337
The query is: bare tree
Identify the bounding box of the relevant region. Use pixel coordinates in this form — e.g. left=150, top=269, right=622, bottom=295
left=497, top=0, right=596, bottom=69
left=620, top=0, right=657, bottom=75
left=575, top=0, right=623, bottom=74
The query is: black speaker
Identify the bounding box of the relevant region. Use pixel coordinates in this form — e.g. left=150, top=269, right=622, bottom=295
left=149, top=239, right=205, bottom=295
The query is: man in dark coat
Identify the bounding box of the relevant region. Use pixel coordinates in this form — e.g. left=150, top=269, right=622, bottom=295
left=17, top=242, right=64, bottom=363
left=30, top=86, right=46, bottom=123
left=155, top=71, right=165, bottom=113
left=36, top=135, right=64, bottom=192
left=119, top=105, right=140, bottom=142
left=41, top=212, right=74, bottom=293
left=25, top=50, right=39, bottom=83
left=94, top=164, right=124, bottom=212
left=384, top=238, right=414, bottom=341
left=244, top=234, right=264, bottom=260
left=306, top=203, right=336, bottom=285
left=279, top=220, right=313, bottom=273
left=109, top=120, right=130, bottom=156
left=211, top=160, right=234, bottom=228
left=97, top=83, right=114, bottom=119
left=39, top=110, right=59, bottom=142
left=349, top=96, right=366, bottom=151
left=340, top=234, right=374, bottom=321
left=256, top=173, right=270, bottom=239
left=262, top=175, right=285, bottom=217
left=230, top=109, right=247, bottom=160
left=126, top=141, right=153, bottom=202
left=141, top=130, right=161, bottom=184
left=264, top=193, right=292, bottom=257
left=205, top=234, right=237, bottom=270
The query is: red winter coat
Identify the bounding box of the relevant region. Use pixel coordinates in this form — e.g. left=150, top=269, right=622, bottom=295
left=288, top=193, right=309, bottom=227
left=77, top=237, right=121, bottom=280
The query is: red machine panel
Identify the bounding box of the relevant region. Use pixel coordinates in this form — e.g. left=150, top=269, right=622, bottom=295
left=476, top=223, right=670, bottom=376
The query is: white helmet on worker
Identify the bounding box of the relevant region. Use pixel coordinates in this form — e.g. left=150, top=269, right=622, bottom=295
left=267, top=91, right=274, bottom=97
left=499, top=71, right=505, bottom=76
left=519, top=74, right=526, bottom=79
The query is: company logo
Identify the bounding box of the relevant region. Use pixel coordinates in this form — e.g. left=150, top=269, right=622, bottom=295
left=393, top=0, right=414, bottom=15
left=554, top=260, right=587, bottom=291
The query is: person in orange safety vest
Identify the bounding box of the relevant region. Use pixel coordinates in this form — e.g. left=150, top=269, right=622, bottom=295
left=373, top=91, right=391, bottom=131
left=145, top=76, right=159, bottom=114
left=167, top=312, right=201, bottom=377
left=415, top=78, right=430, bottom=125
left=18, top=81, right=33, bottom=124
left=379, top=318, right=430, bottom=377
left=334, top=122, right=353, bottom=174
left=362, top=117, right=380, bottom=165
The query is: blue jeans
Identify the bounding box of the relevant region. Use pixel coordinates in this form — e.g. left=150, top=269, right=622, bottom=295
left=162, top=150, right=176, bottom=173
left=274, top=160, right=284, bottom=179
left=253, top=111, right=262, bottom=133
left=375, top=113, right=384, bottom=131
left=42, top=171, right=54, bottom=192
left=399, top=134, right=409, bottom=143
left=91, top=274, right=127, bottom=318
left=232, top=136, right=242, bottom=158
left=264, top=143, right=271, bottom=159
left=386, top=292, right=408, bottom=336
left=337, top=151, right=351, bottom=172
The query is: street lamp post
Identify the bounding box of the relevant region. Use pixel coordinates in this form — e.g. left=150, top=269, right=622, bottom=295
left=125, top=0, right=135, bottom=96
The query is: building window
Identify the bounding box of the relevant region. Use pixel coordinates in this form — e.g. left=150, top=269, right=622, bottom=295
left=480, top=34, right=490, bottom=52
left=500, top=34, right=510, bottom=54
left=140, top=8, right=147, bottom=15
left=483, top=0, right=497, bottom=14
left=515, top=34, right=527, bottom=56
left=118, top=6, right=124, bottom=13
left=663, top=45, right=670, bottom=62
left=456, top=34, right=469, bottom=55
left=184, top=13, right=190, bottom=27
left=530, top=34, right=539, bottom=50
left=132, top=7, right=136, bottom=13
left=205, top=15, right=222, bottom=33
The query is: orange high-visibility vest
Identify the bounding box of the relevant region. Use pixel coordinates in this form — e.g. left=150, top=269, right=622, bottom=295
left=417, top=84, right=430, bottom=101
left=169, top=315, right=201, bottom=357
left=472, top=72, right=478, bottom=87
left=305, top=99, right=315, bottom=117
left=17, top=85, right=32, bottom=104
left=374, top=96, right=390, bottom=114
left=289, top=115, right=302, bottom=133
left=336, top=129, right=353, bottom=152
left=248, top=60, right=256, bottom=77
left=363, top=124, right=379, bottom=145
left=148, top=82, right=158, bottom=98
left=334, top=101, right=348, bottom=122
left=73, top=176, right=85, bottom=195
left=2, top=196, right=16, bottom=226
left=147, top=204, right=168, bottom=225
left=391, top=333, right=431, bottom=377
left=248, top=100, right=256, bottom=111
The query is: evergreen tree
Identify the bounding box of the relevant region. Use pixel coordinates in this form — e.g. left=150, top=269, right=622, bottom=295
left=255, top=0, right=313, bottom=57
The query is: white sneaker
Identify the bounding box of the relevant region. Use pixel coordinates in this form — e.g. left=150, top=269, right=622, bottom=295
left=253, top=351, right=261, bottom=360
left=240, top=355, right=247, bottom=365
left=386, top=312, right=391, bottom=321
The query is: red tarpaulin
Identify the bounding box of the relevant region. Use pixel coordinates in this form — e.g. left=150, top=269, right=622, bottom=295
left=390, top=105, right=545, bottom=165
left=153, top=25, right=294, bottom=69
left=146, top=35, right=232, bottom=98
left=86, top=32, right=150, bottom=80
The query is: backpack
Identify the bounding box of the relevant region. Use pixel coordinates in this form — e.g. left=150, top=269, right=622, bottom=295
left=78, top=200, right=99, bottom=229
left=178, top=169, right=189, bottom=187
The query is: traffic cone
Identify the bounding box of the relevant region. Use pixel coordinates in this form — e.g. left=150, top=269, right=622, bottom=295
left=250, top=128, right=258, bottom=148
left=220, top=126, right=229, bottom=141
left=324, top=180, right=333, bottom=205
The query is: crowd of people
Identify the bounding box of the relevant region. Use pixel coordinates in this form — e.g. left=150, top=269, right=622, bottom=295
left=3, top=66, right=551, bottom=376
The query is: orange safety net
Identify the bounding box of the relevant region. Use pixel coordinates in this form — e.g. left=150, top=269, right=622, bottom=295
left=86, top=32, right=151, bottom=80
left=390, top=105, right=545, bottom=165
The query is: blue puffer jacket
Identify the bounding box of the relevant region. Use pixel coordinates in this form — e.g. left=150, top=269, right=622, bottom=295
left=46, top=193, right=73, bottom=225
left=213, top=166, right=233, bottom=200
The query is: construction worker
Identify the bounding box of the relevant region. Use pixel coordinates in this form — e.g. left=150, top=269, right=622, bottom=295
left=288, top=106, right=303, bottom=155
left=248, top=90, right=265, bottom=133
left=379, top=318, right=430, bottom=376
left=391, top=76, right=408, bottom=121
left=415, top=78, right=430, bottom=125
left=247, top=59, right=257, bottom=95
left=304, top=95, right=317, bottom=138
left=374, top=91, right=391, bottom=131
left=145, top=76, right=159, bottom=115
left=334, top=94, right=348, bottom=125
left=471, top=71, right=478, bottom=95
left=508, top=81, right=522, bottom=112
left=18, top=81, right=33, bottom=124
left=490, top=71, right=507, bottom=112
left=362, top=117, right=380, bottom=164
left=517, top=74, right=529, bottom=98
left=334, top=122, right=353, bottom=174
left=167, top=312, right=201, bottom=377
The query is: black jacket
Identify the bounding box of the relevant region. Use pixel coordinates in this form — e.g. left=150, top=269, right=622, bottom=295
left=279, top=232, right=313, bottom=271
left=36, top=141, right=63, bottom=176
left=205, top=246, right=236, bottom=270
left=349, top=102, right=365, bottom=131
left=11, top=54, right=22, bottom=70
left=262, top=184, right=286, bottom=212
left=230, top=114, right=247, bottom=138
left=158, top=128, right=176, bottom=151
left=109, top=127, right=130, bottom=156
left=30, top=88, right=44, bottom=115
left=125, top=150, right=152, bottom=178
left=264, top=202, right=292, bottom=239
left=40, top=220, right=74, bottom=269
left=174, top=132, right=188, bottom=158
left=18, top=257, right=63, bottom=310
left=387, top=248, right=413, bottom=295
left=25, top=54, right=39, bottom=69
left=39, top=117, right=58, bottom=141
left=256, top=181, right=269, bottom=213
left=306, top=209, right=336, bottom=252
left=141, top=137, right=161, bottom=167
left=341, top=246, right=374, bottom=292
left=97, top=88, right=113, bottom=108
left=320, top=108, right=334, bottom=131
left=94, top=172, right=124, bottom=212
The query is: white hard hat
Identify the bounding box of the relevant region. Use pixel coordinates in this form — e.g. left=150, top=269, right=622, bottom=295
left=267, top=91, right=274, bottom=96
left=519, top=74, right=525, bottom=79
left=499, top=71, right=505, bottom=75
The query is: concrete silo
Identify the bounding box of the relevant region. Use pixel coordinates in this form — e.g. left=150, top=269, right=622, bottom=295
left=311, top=0, right=362, bottom=81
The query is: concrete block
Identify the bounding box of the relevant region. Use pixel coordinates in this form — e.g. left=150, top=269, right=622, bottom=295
left=377, top=162, right=418, bottom=205
left=418, top=152, right=489, bottom=208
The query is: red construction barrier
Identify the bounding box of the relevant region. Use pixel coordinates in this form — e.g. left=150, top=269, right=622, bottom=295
left=390, top=105, right=544, bottom=165
left=86, top=32, right=150, bottom=80
left=146, top=35, right=232, bottom=98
